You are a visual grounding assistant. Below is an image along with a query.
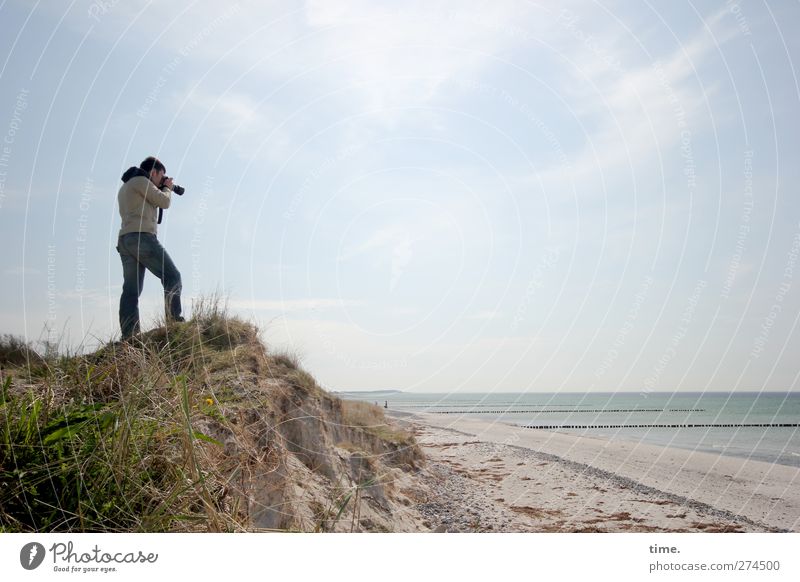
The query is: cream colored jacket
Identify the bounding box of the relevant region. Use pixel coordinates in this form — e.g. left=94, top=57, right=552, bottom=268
left=117, top=175, right=172, bottom=236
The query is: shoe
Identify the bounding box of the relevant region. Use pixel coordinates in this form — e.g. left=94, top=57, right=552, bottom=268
left=168, top=316, right=186, bottom=323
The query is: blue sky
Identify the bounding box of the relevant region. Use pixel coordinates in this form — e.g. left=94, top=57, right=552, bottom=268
left=1, top=0, right=799, bottom=393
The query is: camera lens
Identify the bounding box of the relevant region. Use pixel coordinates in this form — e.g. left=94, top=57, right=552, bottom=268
left=173, top=185, right=185, bottom=195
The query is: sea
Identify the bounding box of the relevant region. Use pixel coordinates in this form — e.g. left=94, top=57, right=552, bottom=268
left=339, top=391, right=800, bottom=468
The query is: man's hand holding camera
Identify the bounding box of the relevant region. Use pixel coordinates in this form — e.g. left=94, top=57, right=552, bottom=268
left=160, top=175, right=185, bottom=195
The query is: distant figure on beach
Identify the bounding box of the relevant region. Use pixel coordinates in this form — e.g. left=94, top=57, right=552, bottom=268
left=384, top=400, right=388, bottom=409
left=116, top=156, right=184, bottom=339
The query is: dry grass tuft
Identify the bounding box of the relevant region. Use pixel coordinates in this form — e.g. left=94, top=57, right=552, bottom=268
left=341, top=400, right=415, bottom=447
left=0, top=334, right=45, bottom=369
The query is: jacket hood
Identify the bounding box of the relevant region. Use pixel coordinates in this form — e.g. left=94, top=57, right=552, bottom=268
left=121, top=166, right=150, bottom=183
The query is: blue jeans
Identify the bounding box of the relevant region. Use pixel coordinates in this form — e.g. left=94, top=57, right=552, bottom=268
left=117, top=232, right=182, bottom=338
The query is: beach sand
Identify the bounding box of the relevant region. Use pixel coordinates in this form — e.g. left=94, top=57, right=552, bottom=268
left=398, top=412, right=800, bottom=532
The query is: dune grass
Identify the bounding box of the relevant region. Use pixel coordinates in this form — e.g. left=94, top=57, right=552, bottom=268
left=0, top=298, right=259, bottom=532
left=340, top=400, right=415, bottom=447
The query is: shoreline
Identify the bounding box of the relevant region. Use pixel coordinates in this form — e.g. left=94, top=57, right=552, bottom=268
left=508, top=422, right=800, bottom=469
left=398, top=411, right=800, bottom=532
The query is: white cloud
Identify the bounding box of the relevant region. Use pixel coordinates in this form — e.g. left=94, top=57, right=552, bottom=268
left=182, top=88, right=295, bottom=163
left=516, top=12, right=741, bottom=211
left=230, top=298, right=362, bottom=312
left=197, top=91, right=262, bottom=133
left=338, top=224, right=421, bottom=263
left=467, top=310, right=502, bottom=320
left=300, top=0, right=528, bottom=113
left=3, top=266, right=41, bottom=276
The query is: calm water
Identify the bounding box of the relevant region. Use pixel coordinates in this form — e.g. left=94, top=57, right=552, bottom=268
left=340, top=391, right=800, bottom=468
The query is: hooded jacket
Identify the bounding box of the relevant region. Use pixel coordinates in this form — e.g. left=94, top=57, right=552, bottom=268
left=117, top=166, right=172, bottom=236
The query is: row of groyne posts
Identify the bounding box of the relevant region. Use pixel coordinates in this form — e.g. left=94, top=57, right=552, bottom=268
left=428, top=408, right=701, bottom=414
left=382, top=402, right=799, bottom=429
left=520, top=423, right=800, bottom=430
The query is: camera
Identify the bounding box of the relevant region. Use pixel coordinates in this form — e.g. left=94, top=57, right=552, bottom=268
left=161, top=177, right=185, bottom=195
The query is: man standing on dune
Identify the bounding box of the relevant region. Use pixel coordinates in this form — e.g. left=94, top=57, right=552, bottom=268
left=116, top=156, right=184, bottom=339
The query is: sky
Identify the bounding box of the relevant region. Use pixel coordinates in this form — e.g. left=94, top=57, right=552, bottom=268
left=1, top=0, right=799, bottom=393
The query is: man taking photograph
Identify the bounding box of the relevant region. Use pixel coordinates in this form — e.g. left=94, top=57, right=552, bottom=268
left=116, top=156, right=184, bottom=339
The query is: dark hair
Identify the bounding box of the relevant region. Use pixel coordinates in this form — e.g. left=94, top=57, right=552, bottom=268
left=139, top=156, right=166, bottom=174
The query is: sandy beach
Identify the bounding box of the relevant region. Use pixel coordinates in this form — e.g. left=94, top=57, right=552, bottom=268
left=398, top=412, right=800, bottom=532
